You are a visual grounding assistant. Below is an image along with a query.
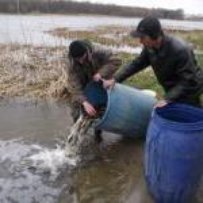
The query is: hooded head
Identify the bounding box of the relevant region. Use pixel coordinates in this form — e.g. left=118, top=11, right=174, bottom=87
left=69, top=40, right=93, bottom=64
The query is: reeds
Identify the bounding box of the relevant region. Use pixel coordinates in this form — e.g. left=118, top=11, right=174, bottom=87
left=0, top=44, right=69, bottom=99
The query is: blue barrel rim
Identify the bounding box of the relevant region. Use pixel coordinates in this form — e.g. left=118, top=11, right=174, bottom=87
left=153, top=103, right=203, bottom=131
left=95, top=84, right=114, bottom=128
left=95, top=83, right=156, bottom=130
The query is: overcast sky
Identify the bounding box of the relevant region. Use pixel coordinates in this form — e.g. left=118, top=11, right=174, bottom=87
left=76, top=0, right=203, bottom=15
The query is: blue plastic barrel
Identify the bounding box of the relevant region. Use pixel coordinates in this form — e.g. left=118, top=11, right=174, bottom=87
left=145, top=103, right=203, bottom=203
left=84, top=81, right=107, bottom=110
left=84, top=82, right=156, bottom=138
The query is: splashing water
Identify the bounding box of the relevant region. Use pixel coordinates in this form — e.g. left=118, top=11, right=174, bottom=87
left=21, top=145, right=77, bottom=178
left=21, top=114, right=97, bottom=177
left=65, top=114, right=95, bottom=157
left=0, top=139, right=62, bottom=202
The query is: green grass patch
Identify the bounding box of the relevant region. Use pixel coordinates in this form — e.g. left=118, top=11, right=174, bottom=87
left=197, top=53, right=203, bottom=68
left=48, top=26, right=140, bottom=47
left=166, top=30, right=203, bottom=50
left=49, top=26, right=203, bottom=51
left=117, top=52, right=203, bottom=99
left=117, top=52, right=164, bottom=98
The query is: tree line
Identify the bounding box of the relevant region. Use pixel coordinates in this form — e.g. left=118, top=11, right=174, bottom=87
left=0, top=0, right=184, bottom=20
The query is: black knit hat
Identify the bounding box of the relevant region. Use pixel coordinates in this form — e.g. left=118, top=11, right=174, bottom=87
left=131, top=16, right=163, bottom=39
left=69, top=40, right=88, bottom=58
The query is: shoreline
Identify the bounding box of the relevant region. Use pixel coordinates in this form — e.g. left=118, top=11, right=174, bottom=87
left=0, top=12, right=202, bottom=21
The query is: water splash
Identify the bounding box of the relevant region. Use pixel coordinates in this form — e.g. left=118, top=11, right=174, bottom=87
left=0, top=112, right=97, bottom=183
left=22, top=114, right=97, bottom=177
left=0, top=139, right=62, bottom=202
left=22, top=145, right=77, bottom=177
left=65, top=114, right=95, bottom=156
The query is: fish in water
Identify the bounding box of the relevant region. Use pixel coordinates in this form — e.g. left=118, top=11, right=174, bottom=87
left=65, top=114, right=99, bottom=159
left=18, top=114, right=99, bottom=177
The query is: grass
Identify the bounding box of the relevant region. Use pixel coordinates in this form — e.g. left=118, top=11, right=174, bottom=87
left=166, top=30, right=203, bottom=50
left=47, top=26, right=140, bottom=47
left=49, top=25, right=203, bottom=50
left=0, top=44, right=69, bottom=99
left=117, top=52, right=203, bottom=99
left=117, top=52, right=164, bottom=98
left=48, top=25, right=203, bottom=99
left=197, top=54, right=203, bottom=67
left=1, top=25, right=203, bottom=100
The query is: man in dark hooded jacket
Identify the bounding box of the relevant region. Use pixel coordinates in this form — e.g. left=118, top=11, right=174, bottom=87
left=104, top=16, right=203, bottom=108
left=66, top=40, right=121, bottom=141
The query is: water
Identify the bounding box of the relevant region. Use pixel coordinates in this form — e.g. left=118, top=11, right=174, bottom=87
left=0, top=14, right=203, bottom=47
left=1, top=13, right=203, bottom=203
left=0, top=98, right=203, bottom=202
left=0, top=98, right=153, bottom=203
left=23, top=114, right=98, bottom=178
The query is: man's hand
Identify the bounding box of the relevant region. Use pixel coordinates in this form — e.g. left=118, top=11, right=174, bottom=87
left=82, top=101, right=97, bottom=117
left=102, top=79, right=116, bottom=89
left=154, top=100, right=168, bottom=108
left=93, top=73, right=102, bottom=82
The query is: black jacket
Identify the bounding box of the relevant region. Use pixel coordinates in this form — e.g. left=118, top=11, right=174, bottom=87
left=115, top=34, right=203, bottom=104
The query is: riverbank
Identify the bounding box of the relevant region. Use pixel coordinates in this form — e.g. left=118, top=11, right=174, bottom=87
left=0, top=42, right=202, bottom=100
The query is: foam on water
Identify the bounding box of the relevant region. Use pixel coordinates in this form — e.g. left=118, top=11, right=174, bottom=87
left=21, top=114, right=95, bottom=177
left=0, top=115, right=95, bottom=178
left=0, top=139, right=63, bottom=202
left=24, top=145, right=78, bottom=176
left=0, top=114, right=97, bottom=202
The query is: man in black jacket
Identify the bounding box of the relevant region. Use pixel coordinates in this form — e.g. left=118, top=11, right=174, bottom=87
left=104, top=16, right=203, bottom=107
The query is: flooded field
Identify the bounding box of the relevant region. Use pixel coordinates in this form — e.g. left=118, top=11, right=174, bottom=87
left=0, top=14, right=203, bottom=203
left=0, top=99, right=202, bottom=203
left=0, top=98, right=153, bottom=203
left=0, top=14, right=203, bottom=46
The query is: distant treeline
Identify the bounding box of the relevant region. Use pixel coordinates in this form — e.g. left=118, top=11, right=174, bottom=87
left=186, top=15, right=203, bottom=21
left=0, top=0, right=184, bottom=20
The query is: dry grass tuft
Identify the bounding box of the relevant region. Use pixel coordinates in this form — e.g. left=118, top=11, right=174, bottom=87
left=0, top=44, right=70, bottom=100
